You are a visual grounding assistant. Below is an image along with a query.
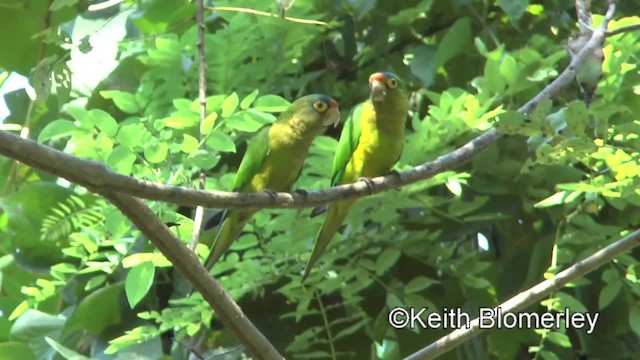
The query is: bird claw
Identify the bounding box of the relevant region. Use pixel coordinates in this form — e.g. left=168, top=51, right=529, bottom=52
left=293, top=188, right=309, bottom=201
left=358, top=177, right=376, bottom=195
left=262, top=189, right=278, bottom=202
left=387, top=169, right=402, bottom=183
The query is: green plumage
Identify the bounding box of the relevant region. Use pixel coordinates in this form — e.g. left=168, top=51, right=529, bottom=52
left=303, top=72, right=408, bottom=281
left=202, top=94, right=340, bottom=271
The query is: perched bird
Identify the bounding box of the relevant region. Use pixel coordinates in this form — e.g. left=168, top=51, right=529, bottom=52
left=202, top=94, right=340, bottom=270
left=303, top=72, right=408, bottom=281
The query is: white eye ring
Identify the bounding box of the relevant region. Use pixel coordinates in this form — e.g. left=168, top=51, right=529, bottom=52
left=313, top=101, right=328, bottom=112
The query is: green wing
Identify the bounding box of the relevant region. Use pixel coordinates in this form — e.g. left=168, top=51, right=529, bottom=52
left=330, top=103, right=363, bottom=186
left=233, top=125, right=271, bottom=191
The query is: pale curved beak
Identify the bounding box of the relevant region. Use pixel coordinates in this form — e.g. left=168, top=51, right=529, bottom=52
left=370, top=80, right=386, bottom=102
left=323, top=107, right=340, bottom=127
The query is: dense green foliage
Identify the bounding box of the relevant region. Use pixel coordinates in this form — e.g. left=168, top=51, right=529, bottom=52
left=1, top=0, right=640, bottom=359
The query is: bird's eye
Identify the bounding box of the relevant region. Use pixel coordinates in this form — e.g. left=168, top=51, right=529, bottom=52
left=313, top=101, right=329, bottom=112
left=386, top=78, right=398, bottom=89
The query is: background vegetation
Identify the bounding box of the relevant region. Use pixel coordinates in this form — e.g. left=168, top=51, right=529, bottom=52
left=0, top=0, right=639, bottom=359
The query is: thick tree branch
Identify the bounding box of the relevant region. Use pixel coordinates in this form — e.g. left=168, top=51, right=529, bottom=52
left=0, top=0, right=613, bottom=213
left=405, top=4, right=617, bottom=359
left=102, top=191, right=283, bottom=360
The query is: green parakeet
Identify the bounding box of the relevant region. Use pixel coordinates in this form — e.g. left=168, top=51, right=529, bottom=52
left=202, top=94, right=340, bottom=270
left=303, top=72, right=408, bottom=281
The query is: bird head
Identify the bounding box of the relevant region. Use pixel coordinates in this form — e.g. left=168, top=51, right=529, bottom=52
left=289, top=94, right=340, bottom=129
left=369, top=72, right=400, bottom=103
left=309, top=94, right=340, bottom=127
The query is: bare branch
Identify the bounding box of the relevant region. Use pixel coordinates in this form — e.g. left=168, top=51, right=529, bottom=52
left=607, top=23, right=640, bottom=37
left=406, top=226, right=639, bottom=360
left=102, top=191, right=283, bottom=360
left=405, top=4, right=617, bottom=359
left=190, top=0, right=208, bottom=250
left=210, top=6, right=327, bottom=25
left=0, top=4, right=615, bottom=212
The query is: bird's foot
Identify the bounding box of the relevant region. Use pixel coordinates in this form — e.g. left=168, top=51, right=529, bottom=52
left=358, top=177, right=376, bottom=195
left=293, top=188, right=309, bottom=201
left=386, top=169, right=402, bottom=184
left=262, top=189, right=278, bottom=203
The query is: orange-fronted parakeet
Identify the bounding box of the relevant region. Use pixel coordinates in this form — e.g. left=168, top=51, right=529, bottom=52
left=303, top=72, right=408, bottom=281
left=203, top=94, right=340, bottom=270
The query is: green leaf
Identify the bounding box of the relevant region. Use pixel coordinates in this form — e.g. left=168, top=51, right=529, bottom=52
left=53, top=62, right=72, bottom=108
left=434, top=17, right=471, bottom=69
left=630, top=304, right=640, bottom=337
left=409, top=45, right=437, bottom=89
left=125, top=261, right=155, bottom=308
left=537, top=350, right=561, bottom=360
left=535, top=191, right=570, bottom=208
left=405, top=276, right=438, bottom=293
left=221, top=92, right=239, bottom=117
left=37, top=120, right=78, bottom=143
left=160, top=115, right=199, bottom=129
left=0, top=342, right=36, bottom=360
left=10, top=310, right=65, bottom=360
left=190, top=95, right=226, bottom=113
left=388, top=0, right=433, bottom=25
left=100, top=90, right=139, bottom=114
left=50, top=0, right=78, bottom=11
left=565, top=100, right=589, bottom=135
left=180, top=134, right=199, bottom=153
left=225, top=112, right=264, bottom=132
left=598, top=279, right=621, bottom=310
left=499, top=55, right=519, bottom=86
left=376, top=248, right=401, bottom=276
left=497, top=0, right=529, bottom=21
left=89, top=109, right=118, bottom=137
left=484, top=56, right=505, bottom=94
left=553, top=292, right=588, bottom=313
left=106, top=146, right=137, bottom=175
left=244, top=108, right=276, bottom=124
left=240, top=89, right=259, bottom=109
left=332, top=318, right=369, bottom=341
left=253, top=95, right=291, bottom=113
left=188, top=150, right=220, bottom=170
left=144, top=142, right=168, bottom=163
left=45, top=337, right=91, bottom=360
left=206, top=131, right=236, bottom=153
left=201, top=112, right=218, bottom=135
left=385, top=292, right=404, bottom=309
left=446, top=178, right=462, bottom=197
left=62, top=283, right=124, bottom=338
left=117, top=123, right=146, bottom=149
left=84, top=275, right=107, bottom=291
left=546, top=331, right=571, bottom=348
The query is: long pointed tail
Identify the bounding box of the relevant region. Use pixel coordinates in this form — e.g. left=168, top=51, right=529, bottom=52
left=302, top=203, right=351, bottom=281
left=203, top=211, right=248, bottom=271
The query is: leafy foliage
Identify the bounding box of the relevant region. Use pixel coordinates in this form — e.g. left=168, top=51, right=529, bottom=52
left=1, top=0, right=640, bottom=359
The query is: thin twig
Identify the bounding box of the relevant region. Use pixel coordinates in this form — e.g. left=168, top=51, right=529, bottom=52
left=606, top=23, right=640, bottom=37
left=315, top=289, right=337, bottom=360
left=406, top=227, right=639, bottom=360
left=88, top=0, right=124, bottom=12
left=404, top=4, right=617, bottom=359
left=190, top=0, right=207, bottom=250
left=210, top=6, right=327, bottom=25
